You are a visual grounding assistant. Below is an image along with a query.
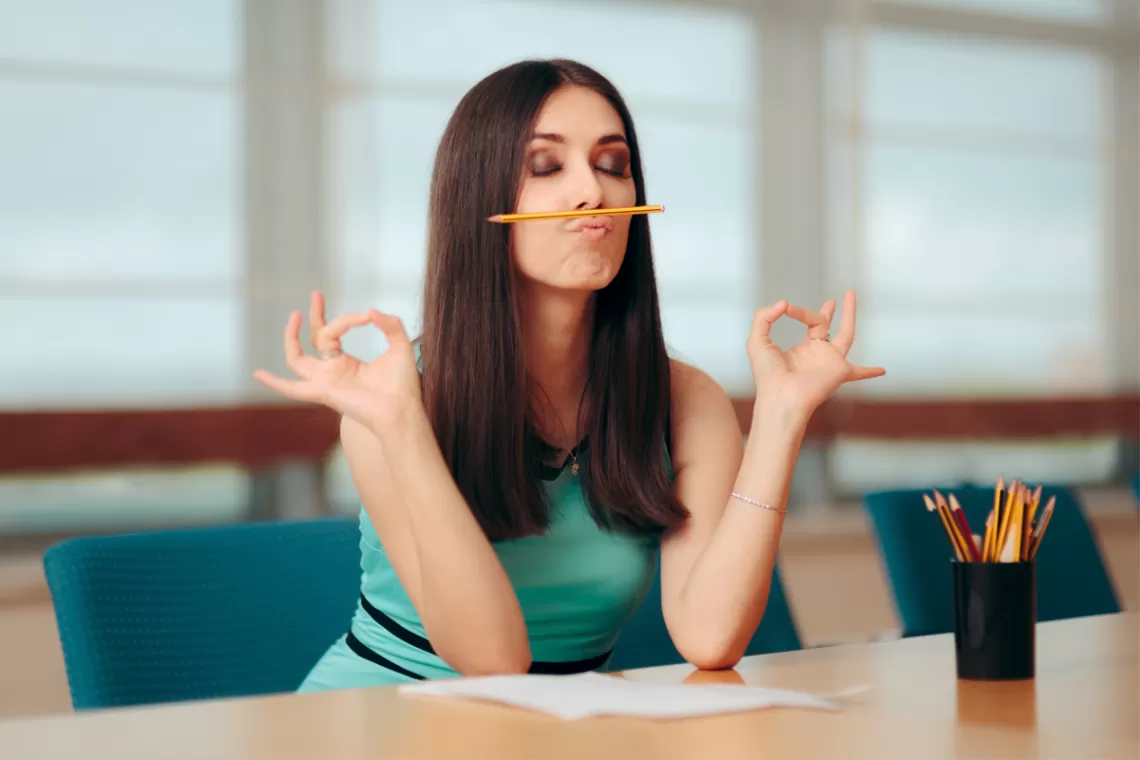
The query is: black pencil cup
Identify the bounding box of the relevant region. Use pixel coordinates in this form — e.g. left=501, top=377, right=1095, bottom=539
left=951, top=560, right=1036, bottom=680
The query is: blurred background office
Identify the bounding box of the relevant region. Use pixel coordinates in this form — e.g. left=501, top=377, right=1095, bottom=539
left=0, top=0, right=1136, bottom=718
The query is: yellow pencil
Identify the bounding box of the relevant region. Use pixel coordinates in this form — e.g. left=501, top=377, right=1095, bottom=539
left=925, top=494, right=966, bottom=561
left=934, top=491, right=967, bottom=556
left=985, top=476, right=1004, bottom=562
left=1014, top=485, right=1028, bottom=561
left=487, top=204, right=664, bottom=223
left=995, top=481, right=1019, bottom=562
left=1010, top=494, right=1024, bottom=561
left=1028, top=496, right=1056, bottom=559
left=998, top=485, right=1026, bottom=562
left=1021, top=485, right=1041, bottom=561
left=982, top=512, right=996, bottom=563
left=1026, top=484, right=1043, bottom=529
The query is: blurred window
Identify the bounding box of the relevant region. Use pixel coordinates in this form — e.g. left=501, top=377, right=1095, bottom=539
left=886, top=0, right=1108, bottom=23
left=0, top=0, right=245, bottom=529
left=826, top=23, right=1115, bottom=491
left=0, top=0, right=242, bottom=407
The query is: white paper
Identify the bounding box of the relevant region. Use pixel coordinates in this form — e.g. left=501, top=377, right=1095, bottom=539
left=399, top=672, right=865, bottom=721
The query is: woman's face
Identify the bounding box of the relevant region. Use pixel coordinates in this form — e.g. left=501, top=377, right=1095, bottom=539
left=511, top=85, right=637, bottom=293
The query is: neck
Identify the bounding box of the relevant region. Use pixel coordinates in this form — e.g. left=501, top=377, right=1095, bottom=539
left=519, top=285, right=594, bottom=444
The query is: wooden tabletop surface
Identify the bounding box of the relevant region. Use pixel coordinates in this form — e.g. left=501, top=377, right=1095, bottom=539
left=0, top=613, right=1135, bottom=760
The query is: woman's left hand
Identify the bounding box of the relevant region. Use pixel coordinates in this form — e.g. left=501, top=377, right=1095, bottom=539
left=746, top=290, right=885, bottom=419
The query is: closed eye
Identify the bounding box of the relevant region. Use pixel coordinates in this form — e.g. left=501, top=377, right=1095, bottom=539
left=528, top=163, right=629, bottom=179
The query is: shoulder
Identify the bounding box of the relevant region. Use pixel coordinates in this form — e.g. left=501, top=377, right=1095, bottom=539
left=667, top=359, right=743, bottom=471
left=669, top=359, right=738, bottom=426
left=669, top=359, right=731, bottom=408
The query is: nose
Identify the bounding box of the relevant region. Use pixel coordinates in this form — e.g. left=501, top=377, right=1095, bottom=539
left=567, top=159, right=604, bottom=211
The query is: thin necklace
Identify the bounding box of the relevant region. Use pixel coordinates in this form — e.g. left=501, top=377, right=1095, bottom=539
left=568, top=444, right=580, bottom=476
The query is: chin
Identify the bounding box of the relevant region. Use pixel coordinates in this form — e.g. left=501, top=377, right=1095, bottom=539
left=567, top=275, right=616, bottom=293
left=561, top=252, right=620, bottom=291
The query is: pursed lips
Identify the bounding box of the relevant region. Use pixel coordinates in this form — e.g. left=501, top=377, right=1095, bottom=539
left=566, top=216, right=614, bottom=237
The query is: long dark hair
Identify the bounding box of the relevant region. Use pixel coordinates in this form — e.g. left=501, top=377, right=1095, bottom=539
left=420, top=59, right=687, bottom=540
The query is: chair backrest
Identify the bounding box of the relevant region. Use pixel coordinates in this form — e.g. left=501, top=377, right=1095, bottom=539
left=608, top=560, right=801, bottom=671
left=43, top=518, right=361, bottom=710
left=863, top=485, right=1120, bottom=638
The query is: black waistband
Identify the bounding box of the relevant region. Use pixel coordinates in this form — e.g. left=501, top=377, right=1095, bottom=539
left=353, top=594, right=612, bottom=676
left=345, top=631, right=426, bottom=681
left=360, top=593, right=437, bottom=653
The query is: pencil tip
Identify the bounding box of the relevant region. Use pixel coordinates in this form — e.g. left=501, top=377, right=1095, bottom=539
left=487, top=214, right=503, bottom=223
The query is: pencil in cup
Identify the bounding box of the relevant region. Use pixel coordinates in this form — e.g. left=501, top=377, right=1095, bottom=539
left=946, top=492, right=981, bottom=562
left=924, top=493, right=970, bottom=561
left=993, top=481, right=1019, bottom=562
left=1027, top=496, right=1055, bottom=560
left=487, top=205, right=664, bottom=223
left=925, top=480, right=1054, bottom=563
left=982, top=476, right=1004, bottom=562
left=927, top=481, right=1045, bottom=679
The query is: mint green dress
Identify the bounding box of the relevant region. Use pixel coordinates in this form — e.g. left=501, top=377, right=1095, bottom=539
left=298, top=452, right=662, bottom=691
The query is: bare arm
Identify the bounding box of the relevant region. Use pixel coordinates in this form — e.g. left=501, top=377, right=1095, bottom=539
left=343, top=411, right=532, bottom=675
left=661, top=293, right=883, bottom=669
left=659, top=363, right=800, bottom=669
left=253, top=294, right=530, bottom=676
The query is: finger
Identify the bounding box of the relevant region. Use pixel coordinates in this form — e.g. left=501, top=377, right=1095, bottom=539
left=370, top=310, right=412, bottom=349
left=316, top=312, right=373, bottom=352
left=283, top=311, right=307, bottom=374
left=846, top=365, right=887, bottom=382
left=308, top=291, right=328, bottom=352
left=253, top=370, right=322, bottom=402
left=748, top=300, right=788, bottom=346
left=819, top=299, right=837, bottom=329
left=832, top=290, right=857, bottom=355
left=785, top=303, right=829, bottom=339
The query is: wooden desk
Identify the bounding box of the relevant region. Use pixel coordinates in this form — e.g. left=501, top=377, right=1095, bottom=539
left=0, top=614, right=1135, bottom=759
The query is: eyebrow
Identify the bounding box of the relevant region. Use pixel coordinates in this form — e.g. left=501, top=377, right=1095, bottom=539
left=530, top=132, right=628, bottom=146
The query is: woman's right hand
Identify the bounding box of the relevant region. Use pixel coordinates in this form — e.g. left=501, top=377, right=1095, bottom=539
left=253, top=291, right=422, bottom=431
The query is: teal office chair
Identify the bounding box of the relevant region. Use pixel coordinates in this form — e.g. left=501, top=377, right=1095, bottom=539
left=44, top=518, right=361, bottom=710
left=864, top=484, right=1119, bottom=638
left=608, top=561, right=801, bottom=671
left=1131, top=474, right=1139, bottom=504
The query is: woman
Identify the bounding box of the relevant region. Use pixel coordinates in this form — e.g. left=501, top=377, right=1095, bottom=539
left=255, top=59, right=884, bottom=691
